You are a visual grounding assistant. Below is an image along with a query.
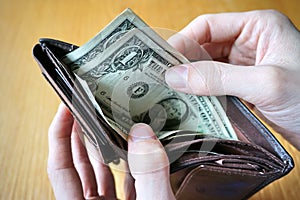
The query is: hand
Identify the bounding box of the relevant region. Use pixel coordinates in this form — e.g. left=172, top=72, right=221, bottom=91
left=165, top=10, right=300, bottom=149
left=47, top=103, right=175, bottom=200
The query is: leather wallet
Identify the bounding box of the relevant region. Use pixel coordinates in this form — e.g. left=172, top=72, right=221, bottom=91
left=33, top=38, right=294, bottom=200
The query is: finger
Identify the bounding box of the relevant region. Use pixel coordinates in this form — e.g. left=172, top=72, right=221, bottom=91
left=123, top=163, right=136, bottom=200
left=202, top=41, right=256, bottom=65
left=48, top=103, right=74, bottom=168
left=172, top=11, right=259, bottom=60
left=128, top=124, right=175, bottom=200
left=87, top=147, right=117, bottom=199
left=165, top=62, right=283, bottom=105
left=168, top=31, right=236, bottom=62
left=202, top=42, right=233, bottom=60
left=71, top=121, right=99, bottom=198
left=47, top=103, right=84, bottom=199
left=179, top=12, right=250, bottom=44
left=167, top=32, right=212, bottom=61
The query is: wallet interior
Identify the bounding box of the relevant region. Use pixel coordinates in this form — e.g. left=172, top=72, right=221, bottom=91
left=33, top=38, right=294, bottom=200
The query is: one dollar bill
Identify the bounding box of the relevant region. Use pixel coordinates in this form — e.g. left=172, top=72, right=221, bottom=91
left=63, top=8, right=238, bottom=141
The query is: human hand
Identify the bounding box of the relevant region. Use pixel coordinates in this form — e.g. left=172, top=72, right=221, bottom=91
left=47, top=103, right=175, bottom=200
left=165, top=10, right=300, bottom=149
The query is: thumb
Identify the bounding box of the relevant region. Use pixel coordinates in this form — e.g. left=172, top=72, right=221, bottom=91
left=128, top=123, right=175, bottom=200
left=165, top=61, right=273, bottom=104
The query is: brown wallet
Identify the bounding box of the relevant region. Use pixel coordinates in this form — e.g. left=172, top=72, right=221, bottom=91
left=33, top=38, right=293, bottom=200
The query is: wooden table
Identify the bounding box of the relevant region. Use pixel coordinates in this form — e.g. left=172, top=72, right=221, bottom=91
left=0, top=0, right=299, bottom=199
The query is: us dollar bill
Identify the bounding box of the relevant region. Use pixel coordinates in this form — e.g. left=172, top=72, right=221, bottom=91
left=63, top=8, right=167, bottom=69
left=63, top=8, right=237, bottom=140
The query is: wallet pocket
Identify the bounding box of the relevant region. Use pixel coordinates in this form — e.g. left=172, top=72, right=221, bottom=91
left=169, top=139, right=285, bottom=200
left=171, top=163, right=278, bottom=200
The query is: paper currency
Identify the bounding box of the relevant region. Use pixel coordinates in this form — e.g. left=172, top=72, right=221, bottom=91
left=63, top=8, right=237, bottom=141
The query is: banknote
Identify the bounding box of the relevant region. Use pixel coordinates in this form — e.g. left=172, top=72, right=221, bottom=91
left=63, top=9, right=168, bottom=69
left=63, top=8, right=238, bottom=141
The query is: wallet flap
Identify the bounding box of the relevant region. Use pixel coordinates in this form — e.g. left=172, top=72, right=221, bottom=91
left=33, top=43, right=126, bottom=163
left=227, top=97, right=294, bottom=170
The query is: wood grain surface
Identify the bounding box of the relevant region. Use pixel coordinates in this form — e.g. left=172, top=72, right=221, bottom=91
left=0, top=0, right=299, bottom=199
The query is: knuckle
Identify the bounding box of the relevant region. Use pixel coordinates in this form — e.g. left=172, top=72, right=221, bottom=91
left=218, top=65, right=228, bottom=94
left=189, top=64, right=210, bottom=94
left=190, top=14, right=212, bottom=42
left=260, top=66, right=287, bottom=97
left=257, top=9, right=289, bottom=24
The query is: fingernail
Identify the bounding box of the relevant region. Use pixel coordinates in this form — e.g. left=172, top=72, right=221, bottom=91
left=129, top=123, right=157, bottom=142
left=165, top=65, right=188, bottom=89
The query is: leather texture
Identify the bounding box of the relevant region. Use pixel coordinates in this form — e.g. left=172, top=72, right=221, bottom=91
left=33, top=38, right=294, bottom=200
